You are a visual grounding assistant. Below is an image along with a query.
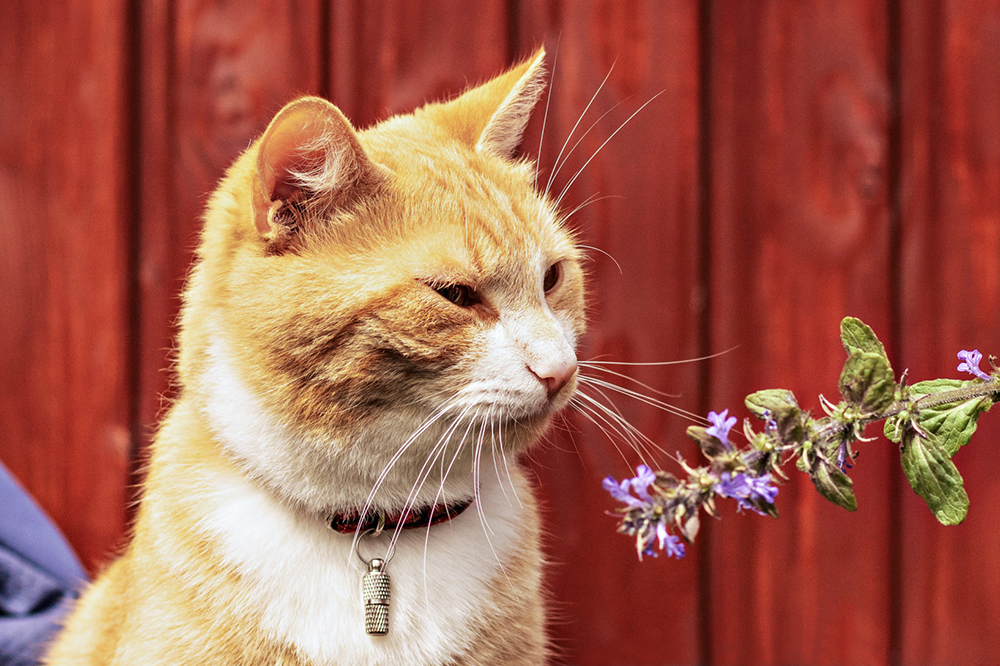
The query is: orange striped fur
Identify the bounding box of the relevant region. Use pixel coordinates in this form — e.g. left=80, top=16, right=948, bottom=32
left=46, top=48, right=584, bottom=666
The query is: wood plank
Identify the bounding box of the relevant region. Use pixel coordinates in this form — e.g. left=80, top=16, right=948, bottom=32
left=899, top=1, right=1000, bottom=663
left=708, top=1, right=894, bottom=663
left=136, top=0, right=324, bottom=468
left=329, top=0, right=509, bottom=126
left=515, top=2, right=704, bottom=663
left=0, top=0, right=131, bottom=572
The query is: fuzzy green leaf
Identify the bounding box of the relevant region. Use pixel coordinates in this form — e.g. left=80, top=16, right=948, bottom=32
left=839, top=350, right=895, bottom=413
left=908, top=379, right=994, bottom=456
left=745, top=389, right=806, bottom=442
left=900, top=430, right=969, bottom=525
left=840, top=317, right=889, bottom=359
left=809, top=456, right=857, bottom=512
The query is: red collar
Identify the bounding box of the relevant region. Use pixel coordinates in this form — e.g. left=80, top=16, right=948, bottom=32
left=329, top=498, right=473, bottom=534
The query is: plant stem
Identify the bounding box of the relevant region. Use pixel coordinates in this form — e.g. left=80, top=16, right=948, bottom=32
left=820, top=381, right=1000, bottom=442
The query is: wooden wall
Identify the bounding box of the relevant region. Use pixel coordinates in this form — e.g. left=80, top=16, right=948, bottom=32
left=2, top=1, right=999, bottom=664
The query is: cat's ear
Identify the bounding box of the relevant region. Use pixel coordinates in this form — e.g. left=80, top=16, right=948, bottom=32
left=427, top=48, right=547, bottom=159
left=251, top=97, right=384, bottom=237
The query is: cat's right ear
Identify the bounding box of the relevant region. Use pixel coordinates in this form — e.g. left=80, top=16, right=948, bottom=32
left=251, top=97, right=385, bottom=238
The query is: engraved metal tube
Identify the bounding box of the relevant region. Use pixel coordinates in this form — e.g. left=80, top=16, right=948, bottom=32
left=361, top=558, right=390, bottom=635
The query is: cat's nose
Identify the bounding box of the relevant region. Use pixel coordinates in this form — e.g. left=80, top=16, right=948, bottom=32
left=530, top=358, right=578, bottom=397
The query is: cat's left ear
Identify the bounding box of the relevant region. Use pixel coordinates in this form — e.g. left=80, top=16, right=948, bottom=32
left=426, top=48, right=547, bottom=159
left=251, top=97, right=385, bottom=237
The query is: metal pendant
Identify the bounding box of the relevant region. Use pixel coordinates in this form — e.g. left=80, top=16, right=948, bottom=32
left=362, top=558, right=391, bottom=635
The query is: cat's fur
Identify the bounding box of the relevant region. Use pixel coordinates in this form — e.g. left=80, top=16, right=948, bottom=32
left=45, top=48, right=585, bottom=665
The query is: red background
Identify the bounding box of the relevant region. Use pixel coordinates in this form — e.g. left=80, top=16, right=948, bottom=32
left=2, top=1, right=999, bottom=664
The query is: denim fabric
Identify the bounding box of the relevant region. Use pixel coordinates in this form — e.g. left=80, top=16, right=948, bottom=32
left=0, top=462, right=87, bottom=666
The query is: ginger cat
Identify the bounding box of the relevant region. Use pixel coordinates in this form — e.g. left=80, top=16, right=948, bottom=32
left=45, top=48, right=584, bottom=665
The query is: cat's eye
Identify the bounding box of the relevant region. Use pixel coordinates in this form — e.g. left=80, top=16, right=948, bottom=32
left=434, top=284, right=479, bottom=308
left=543, top=262, right=562, bottom=293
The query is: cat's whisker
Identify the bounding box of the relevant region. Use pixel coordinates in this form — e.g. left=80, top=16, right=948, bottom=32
left=390, top=404, right=474, bottom=554
left=553, top=91, right=665, bottom=211
left=577, top=375, right=709, bottom=426
left=572, top=389, right=661, bottom=463
left=352, top=399, right=458, bottom=557
left=573, top=389, right=673, bottom=463
left=578, top=362, right=682, bottom=399
left=582, top=346, right=738, bottom=367
left=533, top=40, right=559, bottom=192
left=546, top=103, right=628, bottom=202
left=420, top=408, right=480, bottom=599
left=489, top=410, right=513, bottom=508
left=566, top=400, right=637, bottom=468
left=544, top=64, right=615, bottom=196
left=495, top=418, right=523, bottom=509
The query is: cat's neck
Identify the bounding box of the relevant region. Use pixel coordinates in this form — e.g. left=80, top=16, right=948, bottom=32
left=186, top=334, right=480, bottom=518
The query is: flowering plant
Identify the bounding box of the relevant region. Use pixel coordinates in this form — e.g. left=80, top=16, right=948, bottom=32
left=604, top=317, right=1000, bottom=560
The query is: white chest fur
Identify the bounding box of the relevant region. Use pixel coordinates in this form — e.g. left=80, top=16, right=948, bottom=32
left=198, top=465, right=528, bottom=666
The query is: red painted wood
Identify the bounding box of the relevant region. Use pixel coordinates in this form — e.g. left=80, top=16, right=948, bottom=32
left=0, top=0, right=131, bottom=573
left=136, top=0, right=324, bottom=469
left=515, top=2, right=704, bottom=663
left=329, top=0, right=509, bottom=127
left=708, top=1, right=894, bottom=664
left=899, top=1, right=1000, bottom=663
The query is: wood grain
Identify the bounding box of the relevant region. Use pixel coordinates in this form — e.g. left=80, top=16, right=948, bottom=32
left=707, top=1, right=894, bottom=663
left=0, top=0, right=132, bottom=573
left=899, top=1, right=1000, bottom=663
left=329, top=0, right=509, bottom=127
left=515, top=2, right=704, bottom=663
left=135, top=0, right=324, bottom=470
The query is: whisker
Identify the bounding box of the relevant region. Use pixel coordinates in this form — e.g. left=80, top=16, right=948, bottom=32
left=547, top=99, right=627, bottom=198
left=573, top=390, right=665, bottom=464
left=578, top=363, right=682, bottom=399
left=544, top=63, right=615, bottom=196
left=553, top=91, right=665, bottom=211
left=495, top=418, right=523, bottom=508
left=582, top=346, right=739, bottom=367
left=576, top=242, right=624, bottom=274
left=489, top=410, right=513, bottom=507
left=567, top=400, right=636, bottom=467
left=578, top=375, right=709, bottom=426
left=352, top=400, right=457, bottom=557
left=534, top=40, right=559, bottom=192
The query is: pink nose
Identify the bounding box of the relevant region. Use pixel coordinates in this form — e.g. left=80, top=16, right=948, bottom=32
left=531, top=359, right=578, bottom=398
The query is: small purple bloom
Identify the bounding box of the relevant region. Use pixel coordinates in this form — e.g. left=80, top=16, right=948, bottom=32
left=602, top=476, right=646, bottom=508
left=631, top=464, right=657, bottom=501
left=657, top=522, right=686, bottom=559
left=958, top=349, right=992, bottom=381
left=714, top=471, right=778, bottom=515
left=746, top=473, right=779, bottom=505
left=706, top=409, right=738, bottom=448
left=714, top=472, right=751, bottom=498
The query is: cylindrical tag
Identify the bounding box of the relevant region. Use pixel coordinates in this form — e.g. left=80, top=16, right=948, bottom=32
left=362, top=558, right=390, bottom=635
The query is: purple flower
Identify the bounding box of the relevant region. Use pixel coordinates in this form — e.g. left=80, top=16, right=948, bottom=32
left=714, top=471, right=778, bottom=515
left=714, top=472, right=752, bottom=498
left=631, top=464, right=656, bottom=501
left=602, top=476, right=647, bottom=508
left=657, top=522, right=686, bottom=559
left=746, top=473, right=779, bottom=504
left=957, top=349, right=992, bottom=381
left=706, top=409, right=737, bottom=448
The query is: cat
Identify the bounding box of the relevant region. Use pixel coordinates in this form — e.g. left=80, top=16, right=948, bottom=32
left=44, top=47, right=586, bottom=666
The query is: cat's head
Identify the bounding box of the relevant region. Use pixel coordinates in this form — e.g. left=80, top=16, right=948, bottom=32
left=180, top=49, right=585, bottom=508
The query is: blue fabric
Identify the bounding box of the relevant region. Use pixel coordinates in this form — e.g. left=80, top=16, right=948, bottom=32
left=0, top=461, right=87, bottom=666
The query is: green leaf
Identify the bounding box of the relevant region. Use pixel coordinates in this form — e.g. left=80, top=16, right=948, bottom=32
left=839, top=350, right=895, bottom=413
left=809, top=456, right=857, bottom=511
left=900, top=430, right=969, bottom=525
left=745, top=389, right=799, bottom=419
left=745, top=389, right=806, bottom=442
left=908, top=379, right=994, bottom=456
left=840, top=317, right=889, bottom=360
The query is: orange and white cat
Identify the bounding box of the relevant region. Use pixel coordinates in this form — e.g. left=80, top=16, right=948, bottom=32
left=45, top=48, right=584, bottom=665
